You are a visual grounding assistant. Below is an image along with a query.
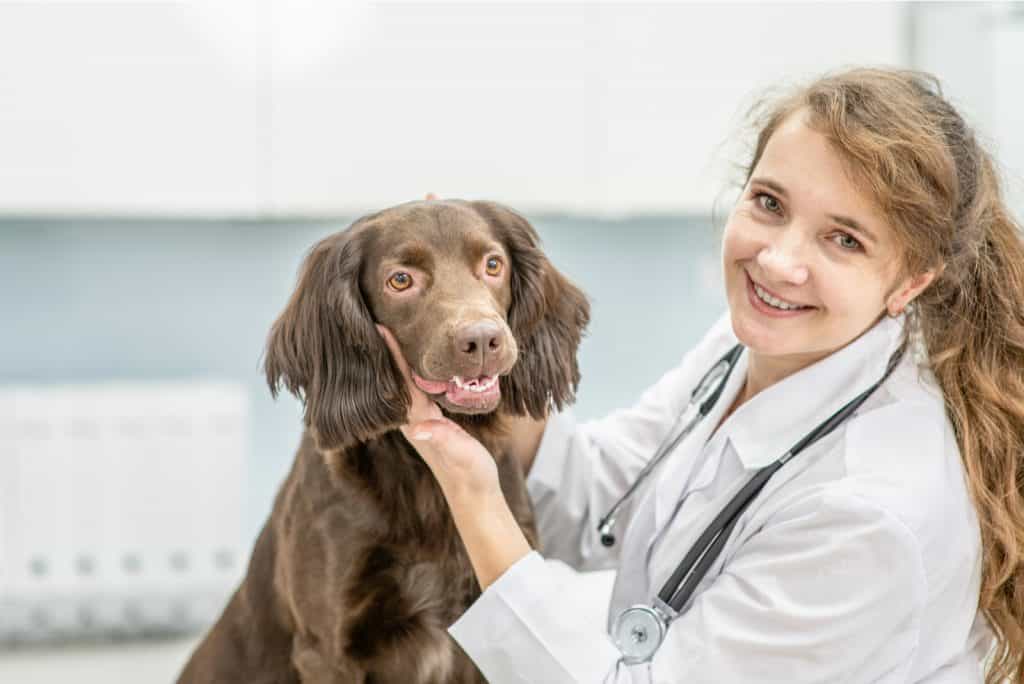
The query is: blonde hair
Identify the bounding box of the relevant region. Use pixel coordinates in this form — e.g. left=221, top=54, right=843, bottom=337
left=742, top=68, right=1024, bottom=683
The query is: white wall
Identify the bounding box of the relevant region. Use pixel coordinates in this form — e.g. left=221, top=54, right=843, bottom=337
left=993, top=20, right=1024, bottom=214
left=0, top=1, right=909, bottom=216
left=910, top=3, right=1024, bottom=214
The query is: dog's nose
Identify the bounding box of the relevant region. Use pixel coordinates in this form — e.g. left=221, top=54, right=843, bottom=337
left=455, top=320, right=503, bottom=361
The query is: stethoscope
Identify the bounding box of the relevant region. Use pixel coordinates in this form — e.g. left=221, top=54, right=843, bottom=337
left=600, top=342, right=905, bottom=671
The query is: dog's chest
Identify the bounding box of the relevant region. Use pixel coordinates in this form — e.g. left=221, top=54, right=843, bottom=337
left=300, top=536, right=483, bottom=683
left=288, top=436, right=525, bottom=682
left=288, top=481, right=484, bottom=680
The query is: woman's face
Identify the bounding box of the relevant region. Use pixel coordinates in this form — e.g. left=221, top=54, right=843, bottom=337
left=722, top=111, right=928, bottom=366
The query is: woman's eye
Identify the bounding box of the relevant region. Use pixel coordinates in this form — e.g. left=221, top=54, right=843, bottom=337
left=832, top=233, right=863, bottom=251
left=485, top=256, right=502, bottom=276
left=387, top=272, right=413, bottom=291
left=755, top=193, right=782, bottom=215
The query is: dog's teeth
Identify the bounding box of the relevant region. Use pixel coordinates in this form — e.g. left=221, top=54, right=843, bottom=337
left=449, top=375, right=498, bottom=393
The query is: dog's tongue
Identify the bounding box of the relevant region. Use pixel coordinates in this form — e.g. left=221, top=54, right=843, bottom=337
left=412, top=373, right=449, bottom=394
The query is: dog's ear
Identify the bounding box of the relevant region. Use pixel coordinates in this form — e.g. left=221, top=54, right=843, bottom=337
left=468, top=201, right=591, bottom=419
left=263, top=225, right=408, bottom=450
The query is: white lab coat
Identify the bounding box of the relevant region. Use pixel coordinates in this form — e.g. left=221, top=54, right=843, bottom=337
left=448, top=310, right=995, bottom=683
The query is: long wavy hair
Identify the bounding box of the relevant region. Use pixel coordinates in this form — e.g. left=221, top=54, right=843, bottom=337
left=741, top=68, right=1024, bottom=682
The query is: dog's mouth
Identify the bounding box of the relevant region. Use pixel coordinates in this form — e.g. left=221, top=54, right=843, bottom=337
left=411, top=372, right=502, bottom=412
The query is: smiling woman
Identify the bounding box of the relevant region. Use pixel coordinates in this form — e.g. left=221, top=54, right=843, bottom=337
left=730, top=70, right=1024, bottom=684
left=720, top=108, right=937, bottom=406
left=383, top=67, right=1024, bottom=684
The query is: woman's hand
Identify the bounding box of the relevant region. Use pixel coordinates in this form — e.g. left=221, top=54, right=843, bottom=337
left=376, top=324, right=501, bottom=501
left=377, top=324, right=531, bottom=589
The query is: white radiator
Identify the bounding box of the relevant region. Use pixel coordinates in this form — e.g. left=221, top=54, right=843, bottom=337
left=0, top=382, right=247, bottom=645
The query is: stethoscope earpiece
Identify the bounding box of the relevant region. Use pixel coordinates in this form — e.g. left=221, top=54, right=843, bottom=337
left=598, top=517, right=617, bottom=547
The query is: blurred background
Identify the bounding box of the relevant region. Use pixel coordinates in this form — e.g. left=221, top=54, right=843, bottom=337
left=1, top=2, right=1022, bottom=682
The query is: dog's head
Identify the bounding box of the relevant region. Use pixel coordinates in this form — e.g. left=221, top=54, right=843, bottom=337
left=263, top=199, right=590, bottom=451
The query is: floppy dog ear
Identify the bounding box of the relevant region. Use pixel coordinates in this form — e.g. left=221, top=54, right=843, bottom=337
left=263, top=225, right=408, bottom=450
left=468, top=201, right=591, bottom=419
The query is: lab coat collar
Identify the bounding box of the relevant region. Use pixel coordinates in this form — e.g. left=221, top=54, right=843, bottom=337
left=724, top=312, right=907, bottom=470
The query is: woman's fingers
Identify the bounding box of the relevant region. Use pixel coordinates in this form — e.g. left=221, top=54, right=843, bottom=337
left=376, top=324, right=443, bottom=425
left=425, top=192, right=438, bottom=200
left=406, top=417, right=500, bottom=497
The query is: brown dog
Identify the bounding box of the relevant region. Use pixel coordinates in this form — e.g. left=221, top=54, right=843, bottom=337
left=175, top=200, right=589, bottom=683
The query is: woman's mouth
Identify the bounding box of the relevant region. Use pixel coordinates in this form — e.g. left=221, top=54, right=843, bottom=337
left=745, top=271, right=816, bottom=317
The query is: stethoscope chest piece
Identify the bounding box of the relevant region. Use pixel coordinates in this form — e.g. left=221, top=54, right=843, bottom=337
left=611, top=604, right=668, bottom=664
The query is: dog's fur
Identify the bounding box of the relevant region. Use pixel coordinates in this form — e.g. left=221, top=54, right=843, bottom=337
left=176, top=200, right=589, bottom=683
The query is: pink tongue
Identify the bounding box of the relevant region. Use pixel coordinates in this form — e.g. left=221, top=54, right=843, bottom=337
left=412, top=373, right=449, bottom=394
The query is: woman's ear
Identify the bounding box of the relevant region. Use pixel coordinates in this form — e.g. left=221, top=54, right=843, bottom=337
left=263, top=226, right=408, bottom=450
left=888, top=265, right=941, bottom=317
left=468, top=201, right=591, bottom=419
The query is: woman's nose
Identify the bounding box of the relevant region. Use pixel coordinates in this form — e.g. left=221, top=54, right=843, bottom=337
left=756, top=231, right=810, bottom=285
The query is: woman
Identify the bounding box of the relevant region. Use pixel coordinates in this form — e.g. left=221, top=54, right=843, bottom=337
left=377, top=68, right=1024, bottom=683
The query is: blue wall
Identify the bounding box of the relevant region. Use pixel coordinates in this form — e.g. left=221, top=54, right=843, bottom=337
left=1, top=215, right=726, bottom=545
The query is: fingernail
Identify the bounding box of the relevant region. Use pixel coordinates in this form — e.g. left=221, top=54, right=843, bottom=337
left=413, top=431, right=432, bottom=441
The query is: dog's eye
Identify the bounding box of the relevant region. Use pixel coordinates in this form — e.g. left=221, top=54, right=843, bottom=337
left=387, top=272, right=413, bottom=291
left=485, top=257, right=502, bottom=276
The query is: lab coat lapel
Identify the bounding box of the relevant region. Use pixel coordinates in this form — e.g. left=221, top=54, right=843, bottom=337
left=727, top=313, right=906, bottom=469
left=652, top=347, right=749, bottom=530
left=645, top=433, right=827, bottom=616
left=643, top=313, right=908, bottom=615
left=648, top=313, right=903, bottom=530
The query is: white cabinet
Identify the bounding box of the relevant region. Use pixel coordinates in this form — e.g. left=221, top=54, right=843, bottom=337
left=0, top=382, right=246, bottom=643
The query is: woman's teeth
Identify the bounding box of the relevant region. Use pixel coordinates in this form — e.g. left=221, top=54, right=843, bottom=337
left=753, top=282, right=809, bottom=311
left=452, top=375, right=498, bottom=393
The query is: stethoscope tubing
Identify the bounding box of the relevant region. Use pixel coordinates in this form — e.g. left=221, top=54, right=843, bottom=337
left=607, top=339, right=907, bottom=667
left=659, top=343, right=904, bottom=613
left=595, top=405, right=700, bottom=546
left=597, top=344, right=745, bottom=547
left=658, top=460, right=780, bottom=610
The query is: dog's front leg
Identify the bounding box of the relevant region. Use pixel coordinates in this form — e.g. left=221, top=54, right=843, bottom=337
left=176, top=524, right=300, bottom=684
